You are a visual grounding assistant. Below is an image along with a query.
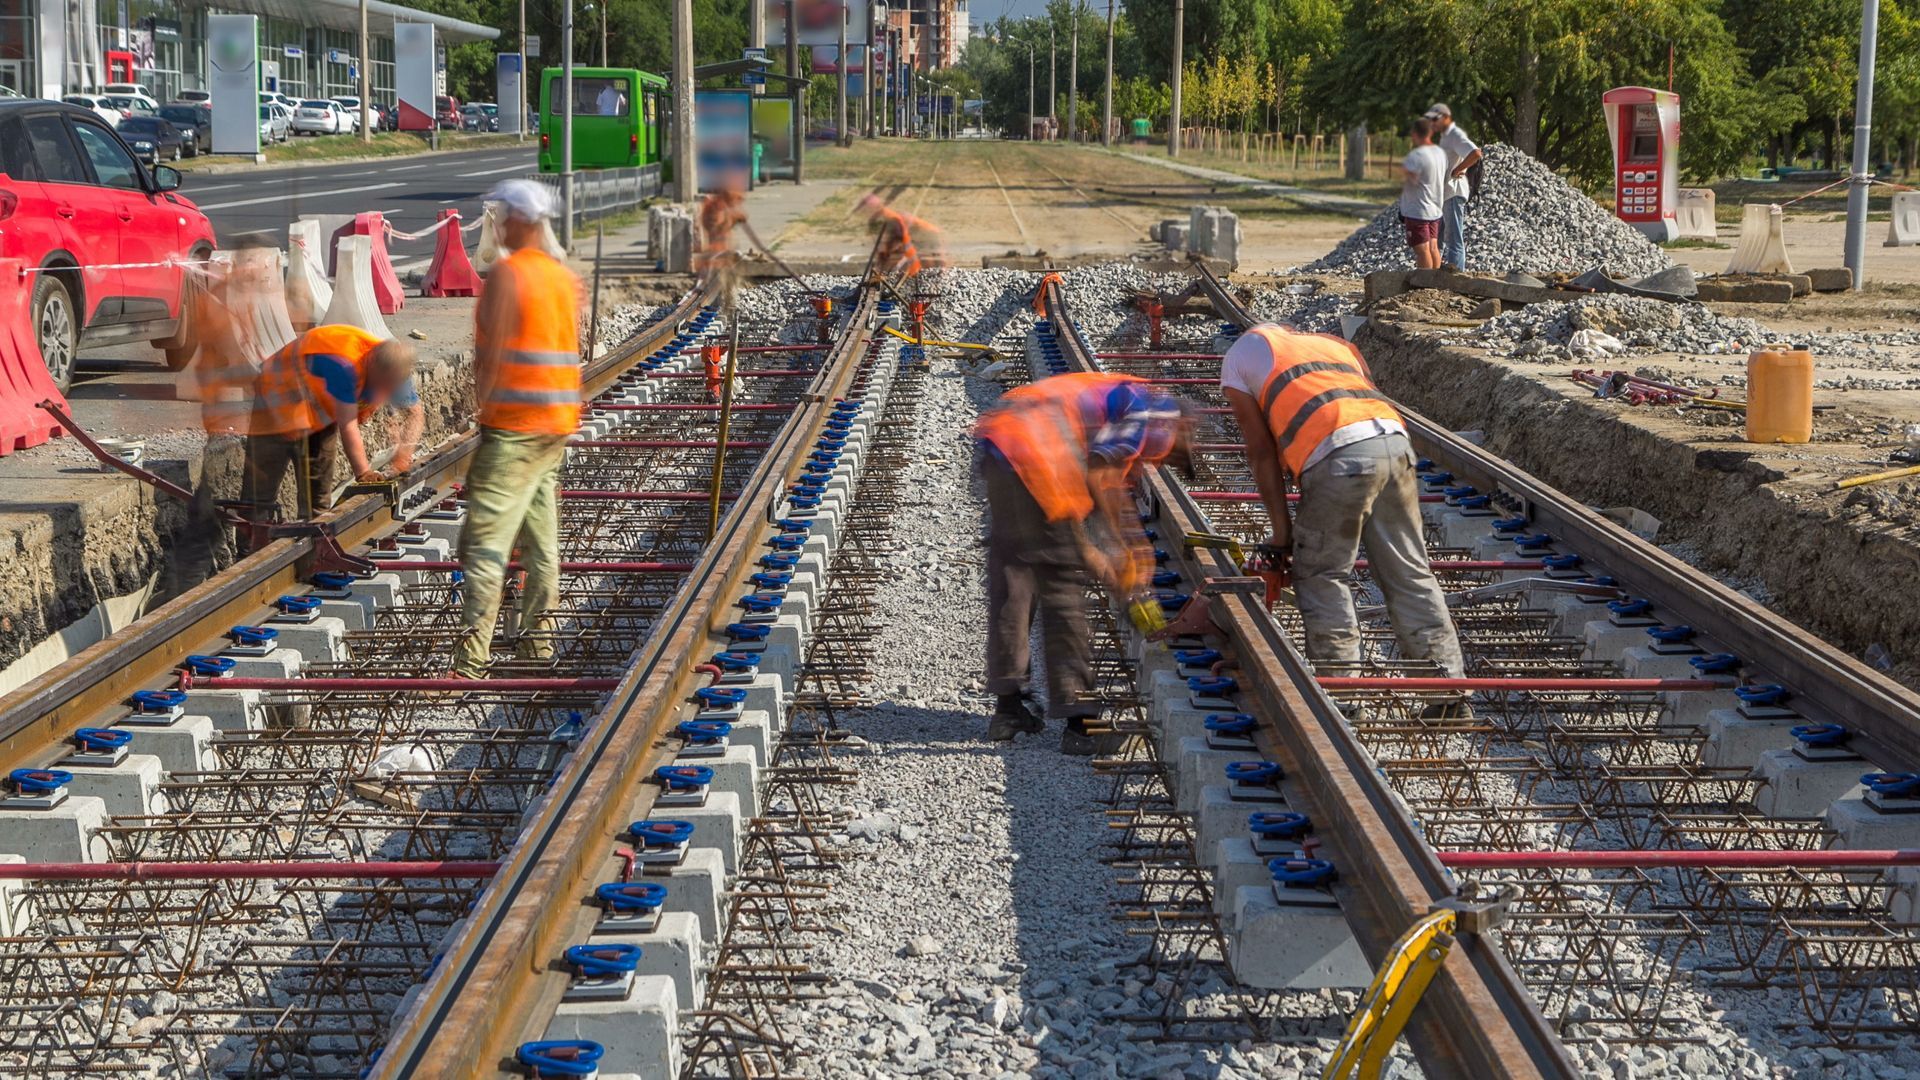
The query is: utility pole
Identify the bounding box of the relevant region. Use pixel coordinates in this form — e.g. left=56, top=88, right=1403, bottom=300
left=1048, top=21, right=1056, bottom=138
left=1067, top=3, right=1078, bottom=142
left=517, top=0, right=527, bottom=141
left=670, top=0, right=695, bottom=201
left=1101, top=0, right=1113, bottom=147
left=1167, top=0, right=1182, bottom=157
left=864, top=3, right=877, bottom=137
left=562, top=0, right=575, bottom=246
left=787, top=1, right=803, bottom=181
left=1845, top=0, right=1882, bottom=289
left=358, top=0, right=370, bottom=141
left=836, top=1, right=849, bottom=147
left=599, top=2, right=608, bottom=66
left=1024, top=39, right=1034, bottom=140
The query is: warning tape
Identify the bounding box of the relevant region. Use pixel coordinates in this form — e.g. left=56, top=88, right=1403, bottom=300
left=384, top=212, right=488, bottom=242
left=1777, top=173, right=1919, bottom=209
left=16, top=257, right=217, bottom=277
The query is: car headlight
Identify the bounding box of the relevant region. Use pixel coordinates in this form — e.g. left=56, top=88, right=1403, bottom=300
left=133, top=140, right=154, bottom=149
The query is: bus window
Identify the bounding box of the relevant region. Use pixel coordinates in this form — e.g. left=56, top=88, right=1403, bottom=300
left=552, top=76, right=632, bottom=117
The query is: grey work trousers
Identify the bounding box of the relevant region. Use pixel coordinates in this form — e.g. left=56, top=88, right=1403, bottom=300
left=1292, top=433, right=1465, bottom=677
left=981, top=452, right=1099, bottom=721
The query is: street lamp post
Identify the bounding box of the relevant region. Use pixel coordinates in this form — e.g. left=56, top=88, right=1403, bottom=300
left=1067, top=2, right=1078, bottom=142
left=1101, top=0, right=1113, bottom=147
left=1167, top=0, right=1183, bottom=157
left=599, top=1, right=608, bottom=66
left=1048, top=21, right=1056, bottom=138
left=1022, top=39, right=1034, bottom=141
left=358, top=0, right=371, bottom=142
left=1844, top=0, right=1882, bottom=289
left=562, top=0, right=574, bottom=246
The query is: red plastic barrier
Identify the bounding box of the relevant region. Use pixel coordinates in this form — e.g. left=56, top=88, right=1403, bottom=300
left=420, top=209, right=481, bottom=298
left=0, top=260, right=67, bottom=455
left=330, top=212, right=406, bottom=316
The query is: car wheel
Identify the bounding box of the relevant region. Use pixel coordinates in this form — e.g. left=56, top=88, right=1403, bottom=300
left=31, top=274, right=77, bottom=392
left=171, top=145, right=182, bottom=162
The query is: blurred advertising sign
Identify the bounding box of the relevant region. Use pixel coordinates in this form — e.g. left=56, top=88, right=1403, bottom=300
left=765, top=0, right=866, bottom=46
left=695, top=89, right=755, bottom=193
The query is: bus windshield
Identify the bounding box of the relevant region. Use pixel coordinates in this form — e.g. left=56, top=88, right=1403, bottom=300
left=553, top=77, right=632, bottom=117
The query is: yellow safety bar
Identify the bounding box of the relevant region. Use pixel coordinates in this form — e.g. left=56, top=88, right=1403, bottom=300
left=1321, top=908, right=1458, bottom=1080
left=880, top=324, right=999, bottom=354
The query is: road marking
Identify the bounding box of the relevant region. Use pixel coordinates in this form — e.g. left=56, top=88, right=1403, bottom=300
left=983, top=156, right=1032, bottom=250
left=386, top=164, right=432, bottom=172
left=194, top=182, right=405, bottom=211
left=457, top=162, right=534, bottom=178
left=186, top=182, right=244, bottom=193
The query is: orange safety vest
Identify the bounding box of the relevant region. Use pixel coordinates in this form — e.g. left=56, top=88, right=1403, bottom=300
left=976, top=372, right=1154, bottom=523
left=1248, top=326, right=1402, bottom=478
left=190, top=281, right=254, bottom=437
left=250, top=324, right=385, bottom=438
left=876, top=208, right=921, bottom=278
left=479, top=248, right=582, bottom=435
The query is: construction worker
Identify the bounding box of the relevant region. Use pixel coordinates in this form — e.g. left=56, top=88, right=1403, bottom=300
left=451, top=179, right=583, bottom=679
left=858, top=194, right=942, bottom=283
left=241, top=323, right=421, bottom=538
left=696, top=186, right=747, bottom=280
left=976, top=371, right=1191, bottom=753
left=161, top=258, right=254, bottom=595
left=1220, top=323, right=1464, bottom=681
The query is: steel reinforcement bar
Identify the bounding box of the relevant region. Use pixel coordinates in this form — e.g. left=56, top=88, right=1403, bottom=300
left=1036, top=273, right=1579, bottom=1080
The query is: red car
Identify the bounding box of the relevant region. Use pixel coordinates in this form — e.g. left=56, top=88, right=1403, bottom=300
left=436, top=95, right=463, bottom=130
left=0, top=100, right=215, bottom=390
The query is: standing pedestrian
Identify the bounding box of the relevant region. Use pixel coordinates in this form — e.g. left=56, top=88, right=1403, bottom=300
left=976, top=371, right=1190, bottom=754
left=1400, top=118, right=1447, bottom=271
left=451, top=179, right=583, bottom=679
left=1219, top=322, right=1464, bottom=683
left=1424, top=103, right=1482, bottom=271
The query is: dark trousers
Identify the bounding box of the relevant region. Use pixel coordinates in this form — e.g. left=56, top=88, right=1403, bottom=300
left=982, top=452, right=1097, bottom=723
left=158, top=433, right=243, bottom=599
left=240, top=426, right=338, bottom=547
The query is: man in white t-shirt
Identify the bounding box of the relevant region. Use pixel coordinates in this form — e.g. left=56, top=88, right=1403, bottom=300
left=1400, top=117, right=1447, bottom=270
left=1425, top=103, right=1483, bottom=271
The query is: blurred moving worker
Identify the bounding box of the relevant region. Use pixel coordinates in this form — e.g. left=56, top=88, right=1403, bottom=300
left=696, top=187, right=747, bottom=279
left=162, top=260, right=253, bottom=595
left=243, top=323, right=421, bottom=540
left=976, top=371, right=1191, bottom=754
left=1400, top=117, right=1447, bottom=271
left=858, top=194, right=942, bottom=283
left=452, top=180, right=584, bottom=679
left=1220, top=323, right=1464, bottom=679
left=1424, top=103, right=1482, bottom=271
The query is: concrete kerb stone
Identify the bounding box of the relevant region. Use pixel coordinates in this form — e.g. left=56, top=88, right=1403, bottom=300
left=544, top=975, right=681, bottom=1078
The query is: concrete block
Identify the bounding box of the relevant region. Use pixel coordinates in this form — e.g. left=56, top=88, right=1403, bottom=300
left=644, top=845, right=725, bottom=943
left=738, top=674, right=785, bottom=731
left=592, top=910, right=703, bottom=1012
left=0, top=855, right=36, bottom=935
left=1175, top=737, right=1253, bottom=810
left=314, top=598, right=371, bottom=631
left=1754, top=748, right=1870, bottom=818
left=266, top=616, right=348, bottom=663
left=1621, top=646, right=1706, bottom=680
left=1227, top=885, right=1371, bottom=990
left=64, top=754, right=165, bottom=816
left=1888, top=867, right=1920, bottom=923
left=672, top=791, right=737, bottom=876
left=1829, top=796, right=1920, bottom=850
left=116, top=714, right=217, bottom=776
left=1701, top=708, right=1800, bottom=769
left=1548, top=593, right=1613, bottom=637
left=417, top=516, right=465, bottom=546
left=0, top=796, right=109, bottom=862
left=1214, top=838, right=1274, bottom=916
left=1583, top=619, right=1652, bottom=661
left=545, top=974, right=680, bottom=1077
left=1437, top=512, right=1491, bottom=550
left=725, top=711, right=773, bottom=768
left=222, top=649, right=302, bottom=680
left=1195, top=788, right=1276, bottom=872
left=182, top=690, right=262, bottom=734
left=1668, top=687, right=1740, bottom=730
left=679, top=745, right=758, bottom=821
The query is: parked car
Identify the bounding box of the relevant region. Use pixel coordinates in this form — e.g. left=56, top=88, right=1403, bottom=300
left=115, top=116, right=189, bottom=164
left=0, top=86, right=21, bottom=99
left=99, top=83, right=158, bottom=107
left=460, top=102, right=499, bottom=132
left=0, top=100, right=216, bottom=389
left=101, top=95, right=157, bottom=121
left=174, top=89, right=212, bottom=105
left=435, top=95, right=462, bottom=129
left=378, top=103, right=400, bottom=131
left=258, top=103, right=290, bottom=144
left=62, top=94, right=123, bottom=127
left=331, top=96, right=369, bottom=132
left=291, top=99, right=349, bottom=136
left=157, top=104, right=211, bottom=155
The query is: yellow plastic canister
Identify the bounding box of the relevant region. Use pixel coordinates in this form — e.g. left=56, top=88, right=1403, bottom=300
left=1746, top=345, right=1814, bottom=444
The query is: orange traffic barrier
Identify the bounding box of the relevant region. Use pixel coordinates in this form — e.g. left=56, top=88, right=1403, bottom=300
left=0, top=260, right=67, bottom=454
left=421, top=210, right=481, bottom=298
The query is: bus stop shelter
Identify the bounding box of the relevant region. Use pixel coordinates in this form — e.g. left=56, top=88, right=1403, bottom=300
left=694, top=57, right=807, bottom=183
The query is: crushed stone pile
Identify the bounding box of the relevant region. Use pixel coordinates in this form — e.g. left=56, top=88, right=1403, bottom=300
left=1306, top=143, right=1673, bottom=278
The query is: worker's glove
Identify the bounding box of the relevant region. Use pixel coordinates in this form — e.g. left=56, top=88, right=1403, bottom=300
left=355, top=468, right=389, bottom=484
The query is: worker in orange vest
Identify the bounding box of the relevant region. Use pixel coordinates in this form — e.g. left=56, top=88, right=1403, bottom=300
left=1220, top=323, right=1464, bottom=682
left=976, top=371, right=1191, bottom=753
left=162, top=255, right=255, bottom=595
left=696, top=186, right=747, bottom=279
left=858, top=194, right=941, bottom=283
left=451, top=179, right=584, bottom=679
left=241, top=323, right=421, bottom=538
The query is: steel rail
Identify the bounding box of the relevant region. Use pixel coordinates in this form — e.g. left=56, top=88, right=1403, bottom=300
left=1037, top=274, right=1577, bottom=1080
left=0, top=282, right=720, bottom=775
left=1190, top=256, right=1920, bottom=773
left=372, top=283, right=882, bottom=1078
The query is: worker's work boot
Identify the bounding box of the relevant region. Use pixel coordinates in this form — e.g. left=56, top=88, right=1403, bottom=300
left=986, top=695, right=1045, bottom=742
left=1059, top=723, right=1096, bottom=756
left=1418, top=695, right=1475, bottom=721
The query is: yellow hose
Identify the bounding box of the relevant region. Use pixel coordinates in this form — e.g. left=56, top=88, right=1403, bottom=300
left=1836, top=463, right=1920, bottom=490
left=881, top=325, right=997, bottom=353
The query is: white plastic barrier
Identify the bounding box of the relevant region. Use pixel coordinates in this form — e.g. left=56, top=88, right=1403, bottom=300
left=1675, top=188, right=1718, bottom=240
left=1888, top=191, right=1920, bottom=248
left=1725, top=203, right=1793, bottom=275
left=229, top=246, right=296, bottom=359
left=322, top=234, right=394, bottom=339
left=286, top=220, right=333, bottom=329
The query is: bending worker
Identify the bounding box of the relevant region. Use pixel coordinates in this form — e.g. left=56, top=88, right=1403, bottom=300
left=976, top=371, right=1190, bottom=754
left=243, top=323, right=421, bottom=537
left=858, top=194, right=941, bottom=283
left=1220, top=322, right=1464, bottom=679
left=452, top=180, right=583, bottom=679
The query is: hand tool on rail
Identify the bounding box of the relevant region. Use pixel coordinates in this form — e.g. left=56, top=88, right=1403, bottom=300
left=1322, top=887, right=1518, bottom=1080
left=36, top=400, right=376, bottom=576
left=1180, top=530, right=1294, bottom=608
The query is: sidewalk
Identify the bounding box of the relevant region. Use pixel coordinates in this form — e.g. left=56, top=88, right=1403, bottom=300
left=1099, top=146, right=1381, bottom=215
left=582, top=178, right=851, bottom=273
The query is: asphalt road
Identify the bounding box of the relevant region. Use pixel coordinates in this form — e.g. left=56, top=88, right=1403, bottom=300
left=178, top=142, right=540, bottom=274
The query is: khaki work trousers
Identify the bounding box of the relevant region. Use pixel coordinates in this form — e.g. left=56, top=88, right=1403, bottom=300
left=982, top=452, right=1100, bottom=722
left=452, top=426, right=569, bottom=677
left=1292, top=433, right=1465, bottom=677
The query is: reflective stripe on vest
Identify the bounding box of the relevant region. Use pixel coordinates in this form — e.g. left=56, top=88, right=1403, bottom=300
left=480, top=248, right=582, bottom=435
left=975, top=372, right=1144, bottom=522
left=1250, top=326, right=1401, bottom=477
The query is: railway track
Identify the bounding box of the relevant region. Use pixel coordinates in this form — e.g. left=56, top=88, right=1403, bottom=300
left=1032, top=265, right=1920, bottom=1078
left=0, top=274, right=902, bottom=1077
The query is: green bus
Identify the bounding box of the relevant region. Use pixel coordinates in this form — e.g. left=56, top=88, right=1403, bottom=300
left=537, top=67, right=668, bottom=172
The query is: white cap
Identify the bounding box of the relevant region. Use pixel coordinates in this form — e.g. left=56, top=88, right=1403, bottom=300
left=484, top=179, right=558, bottom=223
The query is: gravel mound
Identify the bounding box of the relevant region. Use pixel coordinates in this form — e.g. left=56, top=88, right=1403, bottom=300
left=1456, top=294, right=1773, bottom=359
left=1306, top=144, right=1673, bottom=278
